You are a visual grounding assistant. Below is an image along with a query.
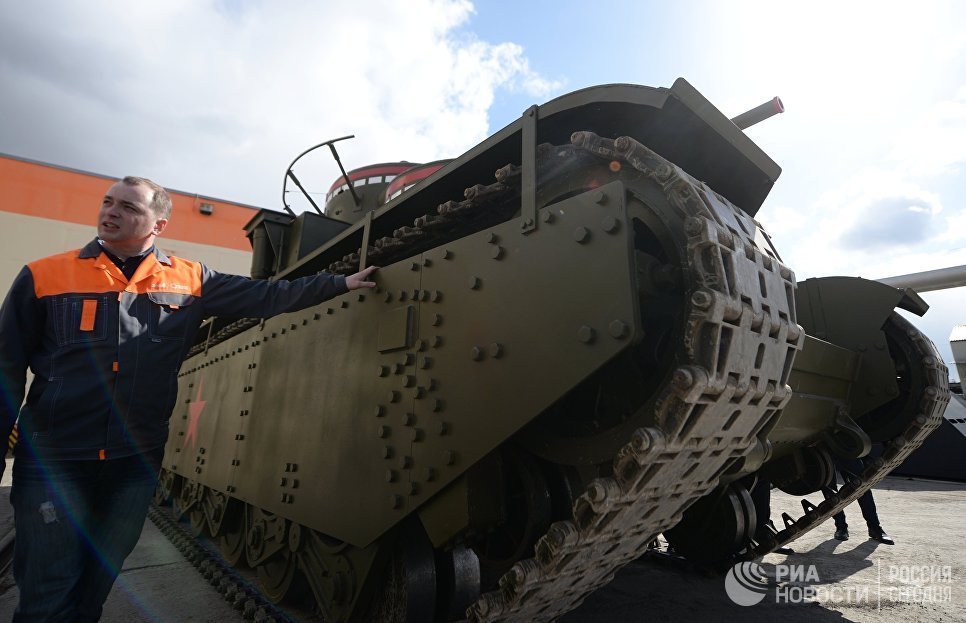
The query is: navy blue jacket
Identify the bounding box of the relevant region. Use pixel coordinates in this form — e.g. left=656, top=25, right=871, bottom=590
left=0, top=239, right=347, bottom=462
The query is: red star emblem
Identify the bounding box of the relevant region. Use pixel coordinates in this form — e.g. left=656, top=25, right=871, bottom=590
left=184, top=378, right=206, bottom=448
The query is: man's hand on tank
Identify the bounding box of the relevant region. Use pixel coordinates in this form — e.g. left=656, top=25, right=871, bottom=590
left=346, top=265, right=378, bottom=290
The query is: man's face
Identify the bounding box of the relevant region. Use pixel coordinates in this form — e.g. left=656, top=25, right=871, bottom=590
left=97, top=182, right=167, bottom=251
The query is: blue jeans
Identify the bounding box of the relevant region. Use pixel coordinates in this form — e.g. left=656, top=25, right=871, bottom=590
left=11, top=448, right=163, bottom=622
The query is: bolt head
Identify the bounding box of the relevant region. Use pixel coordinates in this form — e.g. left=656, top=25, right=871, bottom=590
left=608, top=320, right=629, bottom=339
left=574, top=226, right=591, bottom=244
left=577, top=325, right=596, bottom=344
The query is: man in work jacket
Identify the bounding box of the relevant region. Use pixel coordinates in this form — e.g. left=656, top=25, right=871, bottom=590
left=0, top=175, right=377, bottom=622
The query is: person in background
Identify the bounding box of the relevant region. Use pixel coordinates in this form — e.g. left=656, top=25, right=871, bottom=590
left=830, top=456, right=895, bottom=545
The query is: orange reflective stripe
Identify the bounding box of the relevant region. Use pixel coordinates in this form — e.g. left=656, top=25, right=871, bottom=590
left=80, top=299, right=97, bottom=331
left=112, top=361, right=118, bottom=372
left=98, top=449, right=106, bottom=460
left=30, top=250, right=203, bottom=297
left=30, top=250, right=123, bottom=298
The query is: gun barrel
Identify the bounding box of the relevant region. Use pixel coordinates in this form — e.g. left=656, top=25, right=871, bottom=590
left=730, top=96, right=784, bottom=130
left=878, top=264, right=966, bottom=293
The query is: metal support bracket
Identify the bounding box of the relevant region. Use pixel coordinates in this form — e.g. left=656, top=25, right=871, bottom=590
left=521, top=105, right=538, bottom=235
left=359, top=211, right=373, bottom=271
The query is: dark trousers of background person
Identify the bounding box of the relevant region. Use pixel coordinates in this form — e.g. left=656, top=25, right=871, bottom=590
left=828, top=456, right=882, bottom=533
left=11, top=448, right=163, bottom=623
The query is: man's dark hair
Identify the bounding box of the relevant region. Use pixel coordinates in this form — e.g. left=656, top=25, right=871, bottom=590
left=121, top=176, right=172, bottom=219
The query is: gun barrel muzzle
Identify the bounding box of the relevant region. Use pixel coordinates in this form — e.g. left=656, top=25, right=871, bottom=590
left=731, top=96, right=784, bottom=130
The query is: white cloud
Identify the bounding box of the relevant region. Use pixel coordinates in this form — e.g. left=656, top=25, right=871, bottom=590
left=0, top=0, right=560, bottom=211
left=889, top=89, right=966, bottom=178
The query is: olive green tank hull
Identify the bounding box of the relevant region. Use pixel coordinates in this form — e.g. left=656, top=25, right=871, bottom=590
left=156, top=80, right=947, bottom=622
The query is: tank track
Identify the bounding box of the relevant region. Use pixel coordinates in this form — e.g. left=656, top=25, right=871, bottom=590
left=147, top=504, right=297, bottom=623
left=745, top=314, right=948, bottom=559
left=182, top=131, right=803, bottom=621
left=463, top=133, right=802, bottom=621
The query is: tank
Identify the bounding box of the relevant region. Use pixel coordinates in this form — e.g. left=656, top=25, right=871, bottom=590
left=156, top=78, right=949, bottom=622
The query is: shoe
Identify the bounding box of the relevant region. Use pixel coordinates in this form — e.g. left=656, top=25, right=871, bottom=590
left=775, top=546, right=795, bottom=555
left=834, top=528, right=849, bottom=541
left=869, top=529, right=895, bottom=545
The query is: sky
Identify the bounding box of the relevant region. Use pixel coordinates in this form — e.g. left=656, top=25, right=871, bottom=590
left=2, top=0, right=965, bottom=377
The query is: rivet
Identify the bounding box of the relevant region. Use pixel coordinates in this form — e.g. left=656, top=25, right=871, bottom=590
left=200, top=448, right=206, bottom=454
left=442, top=249, right=453, bottom=260
left=433, top=336, right=444, bottom=348
left=408, top=482, right=420, bottom=496
left=414, top=386, right=426, bottom=398
left=442, top=450, right=457, bottom=466
left=420, top=290, right=430, bottom=302
left=691, top=290, right=713, bottom=309
left=326, top=308, right=334, bottom=315
left=423, top=467, right=437, bottom=482
left=486, top=233, right=499, bottom=244
left=601, top=216, right=620, bottom=233
left=377, top=425, right=391, bottom=438
left=429, top=378, right=439, bottom=391
left=438, top=422, right=449, bottom=435
left=398, top=455, right=413, bottom=469
left=422, top=258, right=432, bottom=267
left=574, top=227, right=591, bottom=243
left=386, top=470, right=398, bottom=483
left=357, top=294, right=366, bottom=302
left=388, top=391, right=400, bottom=403
left=684, top=217, right=703, bottom=235
left=488, top=343, right=504, bottom=358
left=384, top=292, right=393, bottom=302
left=290, top=323, right=297, bottom=330
left=432, top=399, right=444, bottom=413
left=389, top=494, right=403, bottom=509
left=291, top=479, right=299, bottom=489
left=578, top=325, right=596, bottom=344
left=393, top=363, right=404, bottom=374
left=404, top=375, right=416, bottom=387
left=416, top=339, right=428, bottom=352
left=608, top=320, right=629, bottom=339
left=280, top=477, right=288, bottom=486
left=404, top=353, right=416, bottom=365
left=471, top=346, right=485, bottom=361
left=432, top=313, right=443, bottom=326
left=469, top=277, right=481, bottom=290
left=341, top=301, right=349, bottom=308
left=401, top=413, right=415, bottom=426
left=399, top=290, right=408, bottom=301
left=432, top=290, right=443, bottom=303
left=382, top=445, right=394, bottom=459
left=411, top=262, right=420, bottom=271
left=593, top=190, right=607, bottom=204
left=410, top=428, right=424, bottom=441
left=541, top=211, right=555, bottom=223
left=672, top=368, right=694, bottom=389
left=412, top=289, right=420, bottom=301
left=374, top=405, right=385, bottom=417
left=378, top=365, right=389, bottom=377
left=419, top=356, right=432, bottom=369
left=490, top=245, right=504, bottom=260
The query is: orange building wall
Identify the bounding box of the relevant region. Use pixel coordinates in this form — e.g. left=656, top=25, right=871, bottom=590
left=0, top=154, right=258, bottom=296
left=0, top=154, right=257, bottom=252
